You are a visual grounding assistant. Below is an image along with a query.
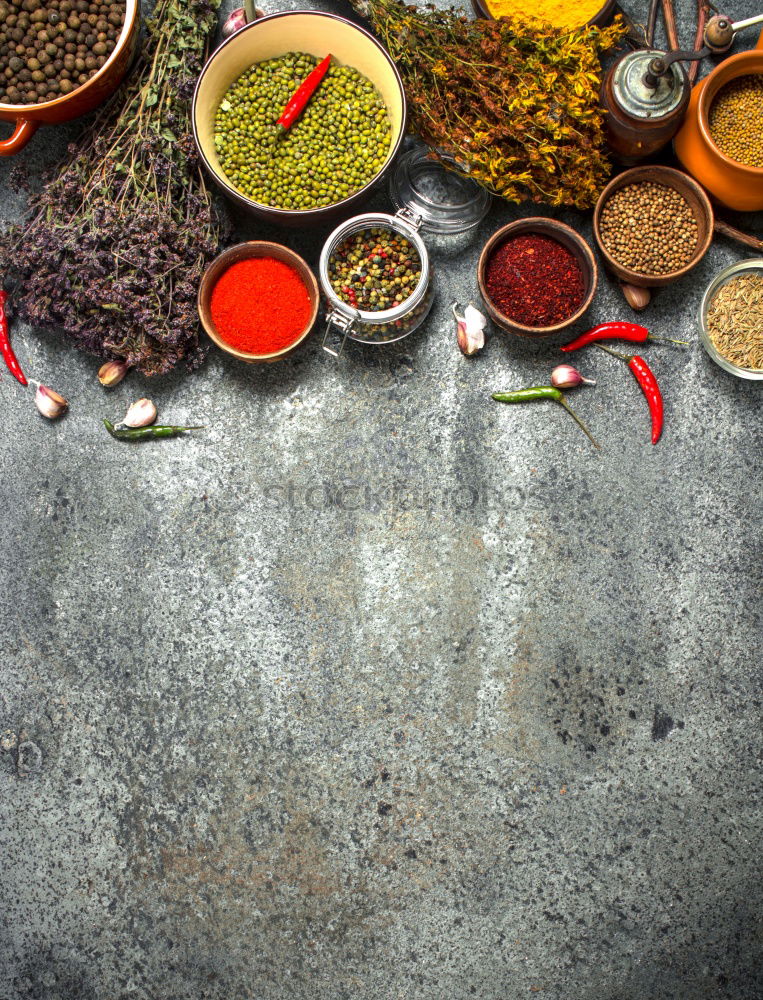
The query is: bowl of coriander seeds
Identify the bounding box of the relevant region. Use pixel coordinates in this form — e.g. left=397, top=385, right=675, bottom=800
left=700, top=259, right=763, bottom=380
left=593, top=165, right=714, bottom=288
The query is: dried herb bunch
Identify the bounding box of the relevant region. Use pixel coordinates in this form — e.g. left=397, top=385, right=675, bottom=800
left=0, top=0, right=229, bottom=375
left=353, top=0, right=627, bottom=208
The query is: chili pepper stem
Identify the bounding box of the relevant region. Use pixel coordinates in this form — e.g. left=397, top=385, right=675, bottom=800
left=649, top=334, right=689, bottom=346
left=595, top=343, right=633, bottom=362
left=558, top=395, right=600, bottom=450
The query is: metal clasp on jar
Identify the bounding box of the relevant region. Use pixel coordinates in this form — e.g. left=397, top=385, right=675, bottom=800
left=322, top=307, right=360, bottom=357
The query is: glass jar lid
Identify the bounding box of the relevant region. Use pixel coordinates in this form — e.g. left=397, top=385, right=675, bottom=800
left=389, top=142, right=491, bottom=235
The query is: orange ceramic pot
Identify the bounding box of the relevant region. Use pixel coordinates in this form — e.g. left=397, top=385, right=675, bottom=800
left=0, top=0, right=140, bottom=156
left=674, top=29, right=763, bottom=211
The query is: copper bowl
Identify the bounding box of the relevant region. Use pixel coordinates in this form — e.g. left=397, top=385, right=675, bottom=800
left=0, top=0, right=140, bottom=156
left=198, top=241, right=320, bottom=364
left=593, top=165, right=714, bottom=288
left=477, top=218, right=598, bottom=338
left=471, top=0, right=616, bottom=27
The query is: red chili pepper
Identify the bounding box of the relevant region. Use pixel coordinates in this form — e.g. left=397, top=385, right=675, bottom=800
left=276, top=54, right=332, bottom=133
left=596, top=344, right=663, bottom=444
left=561, top=321, right=687, bottom=352
left=0, top=290, right=27, bottom=386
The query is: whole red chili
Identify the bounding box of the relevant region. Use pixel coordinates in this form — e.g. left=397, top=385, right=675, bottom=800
left=484, top=234, right=584, bottom=328
left=210, top=258, right=312, bottom=355
left=0, top=290, right=27, bottom=386
left=276, top=54, right=332, bottom=134
left=562, top=321, right=687, bottom=351
left=596, top=343, right=663, bottom=444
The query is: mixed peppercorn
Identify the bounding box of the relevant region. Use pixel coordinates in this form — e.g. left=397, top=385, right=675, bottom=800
left=328, top=228, right=421, bottom=312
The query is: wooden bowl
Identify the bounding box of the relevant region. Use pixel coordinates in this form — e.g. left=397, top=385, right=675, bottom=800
left=192, top=10, right=407, bottom=227
left=0, top=0, right=139, bottom=156
left=471, top=0, right=616, bottom=28
left=593, top=165, right=714, bottom=288
left=477, top=218, right=598, bottom=338
left=198, top=241, right=320, bottom=363
left=674, top=29, right=763, bottom=211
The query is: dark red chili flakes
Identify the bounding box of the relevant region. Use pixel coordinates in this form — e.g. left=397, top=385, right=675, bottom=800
left=484, top=234, right=585, bottom=327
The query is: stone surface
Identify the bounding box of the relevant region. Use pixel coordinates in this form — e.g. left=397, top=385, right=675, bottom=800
left=0, top=2, right=761, bottom=998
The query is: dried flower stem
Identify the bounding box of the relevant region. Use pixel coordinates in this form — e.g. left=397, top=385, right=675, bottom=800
left=0, top=0, right=230, bottom=376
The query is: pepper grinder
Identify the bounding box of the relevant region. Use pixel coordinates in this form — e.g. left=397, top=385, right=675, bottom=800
left=601, top=49, right=690, bottom=164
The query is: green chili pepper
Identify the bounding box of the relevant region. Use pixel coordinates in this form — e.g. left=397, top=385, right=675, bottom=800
left=103, top=419, right=204, bottom=441
left=492, top=386, right=600, bottom=449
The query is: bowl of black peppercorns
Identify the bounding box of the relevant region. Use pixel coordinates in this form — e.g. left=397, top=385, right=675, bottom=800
left=0, top=0, right=138, bottom=155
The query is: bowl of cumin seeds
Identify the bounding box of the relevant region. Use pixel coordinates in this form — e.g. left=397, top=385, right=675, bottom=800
left=700, top=259, right=763, bottom=379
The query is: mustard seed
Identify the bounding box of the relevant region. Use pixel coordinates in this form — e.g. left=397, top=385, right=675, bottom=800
left=709, top=74, right=763, bottom=169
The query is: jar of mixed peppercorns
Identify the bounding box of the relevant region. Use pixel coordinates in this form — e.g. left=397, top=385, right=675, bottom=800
left=318, top=209, right=433, bottom=354
left=317, top=141, right=492, bottom=354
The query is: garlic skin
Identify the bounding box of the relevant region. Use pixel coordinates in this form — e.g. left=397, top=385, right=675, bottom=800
left=550, top=364, right=596, bottom=390
left=35, top=384, right=68, bottom=419
left=453, top=302, right=487, bottom=356
left=122, top=398, right=157, bottom=428
left=98, top=360, right=129, bottom=387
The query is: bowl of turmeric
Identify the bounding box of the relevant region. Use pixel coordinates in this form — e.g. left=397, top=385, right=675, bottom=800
left=471, top=0, right=617, bottom=29
left=198, top=241, right=320, bottom=364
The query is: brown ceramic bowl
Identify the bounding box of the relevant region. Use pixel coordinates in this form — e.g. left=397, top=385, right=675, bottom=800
left=593, top=165, right=714, bottom=288
left=0, top=0, right=139, bottom=156
left=478, top=218, right=598, bottom=338
left=192, top=10, right=407, bottom=227
left=471, top=0, right=616, bottom=27
left=198, top=241, right=319, bottom=364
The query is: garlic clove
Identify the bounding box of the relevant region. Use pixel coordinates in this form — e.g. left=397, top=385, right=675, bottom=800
left=221, top=5, right=264, bottom=38
left=453, top=302, right=487, bottom=356
left=122, top=398, right=157, bottom=429
left=35, top=384, right=68, bottom=419
left=550, top=364, right=596, bottom=390
left=98, top=360, right=129, bottom=387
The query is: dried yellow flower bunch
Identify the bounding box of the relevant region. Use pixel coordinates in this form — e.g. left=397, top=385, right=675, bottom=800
left=354, top=0, right=627, bottom=208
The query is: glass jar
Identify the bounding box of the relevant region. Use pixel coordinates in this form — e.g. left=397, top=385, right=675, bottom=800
left=318, top=209, right=433, bottom=355
left=318, top=141, right=491, bottom=355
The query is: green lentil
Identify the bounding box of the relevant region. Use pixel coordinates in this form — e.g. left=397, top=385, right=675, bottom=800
left=328, top=227, right=421, bottom=311
left=214, top=52, right=392, bottom=211
left=709, top=74, right=763, bottom=169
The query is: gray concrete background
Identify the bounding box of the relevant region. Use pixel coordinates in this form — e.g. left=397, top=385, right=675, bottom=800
left=1, top=1, right=761, bottom=998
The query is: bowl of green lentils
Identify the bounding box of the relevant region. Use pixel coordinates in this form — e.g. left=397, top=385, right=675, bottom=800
left=192, top=10, right=407, bottom=225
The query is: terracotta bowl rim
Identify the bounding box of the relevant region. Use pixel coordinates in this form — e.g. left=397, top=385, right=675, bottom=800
left=696, top=49, right=763, bottom=178
left=0, top=0, right=139, bottom=113
left=191, top=9, right=408, bottom=222
left=198, top=240, right=320, bottom=362
left=478, top=217, right=598, bottom=336
left=593, top=165, right=714, bottom=285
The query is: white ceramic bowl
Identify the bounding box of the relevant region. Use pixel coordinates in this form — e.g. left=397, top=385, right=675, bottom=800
left=192, top=10, right=407, bottom=226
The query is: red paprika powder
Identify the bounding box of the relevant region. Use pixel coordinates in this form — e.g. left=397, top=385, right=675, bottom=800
left=210, top=257, right=312, bottom=354
left=485, top=234, right=584, bottom=327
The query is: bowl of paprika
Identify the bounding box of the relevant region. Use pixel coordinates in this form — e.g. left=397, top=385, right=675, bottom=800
left=198, top=241, right=320, bottom=363
left=477, top=218, right=598, bottom=338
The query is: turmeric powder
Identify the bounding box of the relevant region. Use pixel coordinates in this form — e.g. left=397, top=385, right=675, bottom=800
left=485, top=0, right=604, bottom=30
